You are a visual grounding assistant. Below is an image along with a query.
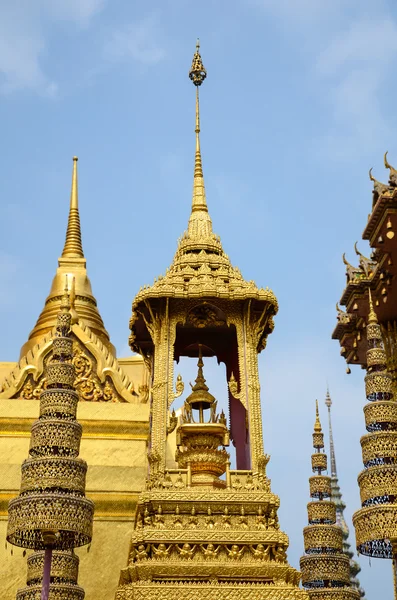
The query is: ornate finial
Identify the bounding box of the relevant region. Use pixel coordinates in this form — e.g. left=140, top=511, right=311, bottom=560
left=189, top=40, right=207, bottom=87
left=189, top=42, right=208, bottom=215
left=314, top=400, right=322, bottom=433
left=368, top=289, right=378, bottom=324
left=62, top=156, right=84, bottom=259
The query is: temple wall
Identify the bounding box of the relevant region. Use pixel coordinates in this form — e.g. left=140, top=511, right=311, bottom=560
left=0, top=394, right=150, bottom=600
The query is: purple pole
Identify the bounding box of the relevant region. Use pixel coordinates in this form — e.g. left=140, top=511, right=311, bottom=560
left=41, top=548, right=52, bottom=600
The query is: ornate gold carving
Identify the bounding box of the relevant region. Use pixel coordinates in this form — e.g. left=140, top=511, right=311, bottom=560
left=364, top=400, right=397, bottom=429
left=309, top=476, right=331, bottom=498
left=358, top=465, right=397, bottom=505
left=307, top=501, right=336, bottom=524
left=187, top=304, right=225, bottom=328
left=20, top=457, right=87, bottom=494
left=353, top=505, right=397, bottom=556
left=301, top=554, right=351, bottom=585
left=26, top=550, right=79, bottom=583
left=361, top=431, right=397, bottom=464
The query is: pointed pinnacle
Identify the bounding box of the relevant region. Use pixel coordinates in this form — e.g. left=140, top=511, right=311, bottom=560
left=189, top=41, right=208, bottom=215
left=62, top=156, right=84, bottom=259
left=314, top=399, right=322, bottom=433
left=368, top=289, right=378, bottom=324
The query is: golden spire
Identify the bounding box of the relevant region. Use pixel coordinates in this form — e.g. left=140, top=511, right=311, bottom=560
left=20, top=157, right=114, bottom=358
left=314, top=399, right=322, bottom=433
left=62, top=157, right=84, bottom=259
left=189, top=40, right=207, bottom=215
left=368, top=289, right=378, bottom=324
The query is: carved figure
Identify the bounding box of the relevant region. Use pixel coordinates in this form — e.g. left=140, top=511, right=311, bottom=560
left=177, top=543, right=196, bottom=559
left=188, top=506, right=199, bottom=529
left=272, top=544, right=287, bottom=562
left=250, top=544, right=270, bottom=560
left=256, top=507, right=267, bottom=530
left=134, top=544, right=149, bottom=561
left=232, top=476, right=242, bottom=491
left=172, top=505, right=183, bottom=529
left=143, top=507, right=152, bottom=527
left=162, top=472, right=173, bottom=488
left=152, top=543, right=171, bottom=559
left=221, top=507, right=231, bottom=528
left=244, top=474, right=254, bottom=490
left=201, top=543, right=220, bottom=559
left=237, top=506, right=248, bottom=529
left=154, top=505, right=165, bottom=529
left=268, top=507, right=279, bottom=530
left=205, top=507, right=217, bottom=529
left=174, top=472, right=185, bottom=488
left=227, top=544, right=244, bottom=560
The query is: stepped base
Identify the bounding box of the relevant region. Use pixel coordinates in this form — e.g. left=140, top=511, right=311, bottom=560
left=116, top=581, right=308, bottom=599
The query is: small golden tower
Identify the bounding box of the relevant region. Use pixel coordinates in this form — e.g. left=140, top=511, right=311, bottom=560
left=7, top=279, right=94, bottom=598
left=353, top=291, right=397, bottom=577
left=300, top=402, right=360, bottom=599
left=116, top=43, right=307, bottom=600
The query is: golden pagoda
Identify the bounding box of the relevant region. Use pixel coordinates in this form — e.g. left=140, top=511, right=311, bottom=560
left=300, top=402, right=360, bottom=599
left=325, top=390, right=365, bottom=597
left=353, top=291, right=397, bottom=569
left=0, top=157, right=150, bottom=600
left=116, top=42, right=307, bottom=600
left=0, top=156, right=146, bottom=403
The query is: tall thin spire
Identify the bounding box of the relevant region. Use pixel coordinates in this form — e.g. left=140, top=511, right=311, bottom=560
left=61, top=156, right=84, bottom=259
left=189, top=40, right=209, bottom=216
left=325, top=387, right=337, bottom=477
left=325, top=388, right=366, bottom=598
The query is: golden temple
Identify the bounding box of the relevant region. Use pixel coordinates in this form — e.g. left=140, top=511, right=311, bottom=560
left=2, top=41, right=388, bottom=599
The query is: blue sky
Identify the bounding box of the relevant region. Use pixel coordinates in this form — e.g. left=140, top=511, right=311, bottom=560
left=1, top=0, right=397, bottom=596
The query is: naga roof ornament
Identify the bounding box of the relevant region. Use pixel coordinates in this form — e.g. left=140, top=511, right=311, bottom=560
left=384, top=151, right=397, bottom=187
left=369, top=168, right=389, bottom=206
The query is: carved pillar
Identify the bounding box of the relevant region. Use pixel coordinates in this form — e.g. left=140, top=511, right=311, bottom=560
left=144, top=300, right=170, bottom=477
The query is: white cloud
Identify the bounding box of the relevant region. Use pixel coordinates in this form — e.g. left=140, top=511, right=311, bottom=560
left=255, top=0, right=397, bottom=159
left=0, top=0, right=105, bottom=95
left=316, top=17, right=397, bottom=76
left=104, top=16, right=166, bottom=65
left=314, top=17, right=397, bottom=158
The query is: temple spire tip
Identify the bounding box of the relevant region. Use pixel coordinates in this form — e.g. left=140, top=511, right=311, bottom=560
left=368, top=289, right=378, bottom=324
left=189, top=41, right=208, bottom=215
left=314, top=400, right=322, bottom=433
left=61, top=156, right=84, bottom=260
